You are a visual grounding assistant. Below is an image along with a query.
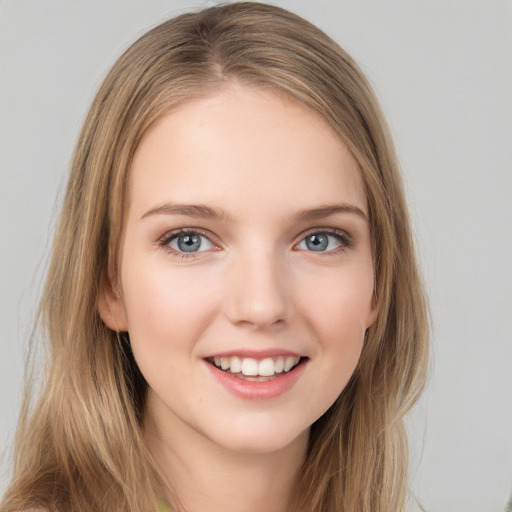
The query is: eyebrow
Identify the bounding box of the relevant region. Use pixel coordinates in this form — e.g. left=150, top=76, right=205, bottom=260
left=140, top=203, right=234, bottom=222
left=140, top=202, right=367, bottom=223
left=293, top=204, right=368, bottom=223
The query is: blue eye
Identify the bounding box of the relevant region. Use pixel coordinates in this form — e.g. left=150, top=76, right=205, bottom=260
left=297, top=231, right=349, bottom=252
left=166, top=231, right=214, bottom=253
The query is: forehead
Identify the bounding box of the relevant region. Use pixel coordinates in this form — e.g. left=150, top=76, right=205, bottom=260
left=127, top=84, right=367, bottom=220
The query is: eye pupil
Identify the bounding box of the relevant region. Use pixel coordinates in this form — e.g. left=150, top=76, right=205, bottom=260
left=306, top=233, right=329, bottom=251
left=177, top=234, right=201, bottom=252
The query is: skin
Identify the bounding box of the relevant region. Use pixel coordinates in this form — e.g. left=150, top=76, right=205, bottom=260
left=100, top=84, right=377, bottom=512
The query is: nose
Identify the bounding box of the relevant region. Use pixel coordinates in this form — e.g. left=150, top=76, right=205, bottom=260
left=223, top=249, right=292, bottom=329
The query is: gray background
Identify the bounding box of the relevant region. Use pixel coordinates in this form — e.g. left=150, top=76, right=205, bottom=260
left=1, top=1, right=511, bottom=510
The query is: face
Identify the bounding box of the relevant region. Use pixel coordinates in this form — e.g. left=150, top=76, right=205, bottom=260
left=100, top=85, right=377, bottom=455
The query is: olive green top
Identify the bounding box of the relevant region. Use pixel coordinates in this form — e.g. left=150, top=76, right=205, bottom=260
left=158, top=497, right=173, bottom=512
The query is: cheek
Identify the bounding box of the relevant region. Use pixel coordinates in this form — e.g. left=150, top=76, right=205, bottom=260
left=120, top=263, right=220, bottom=366
left=299, top=264, right=374, bottom=336
left=297, top=266, right=373, bottom=384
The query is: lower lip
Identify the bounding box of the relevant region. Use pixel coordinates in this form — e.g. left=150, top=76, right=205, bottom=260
left=204, top=359, right=307, bottom=400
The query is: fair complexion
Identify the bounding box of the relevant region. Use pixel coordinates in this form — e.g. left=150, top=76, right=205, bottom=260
left=100, top=84, right=377, bottom=512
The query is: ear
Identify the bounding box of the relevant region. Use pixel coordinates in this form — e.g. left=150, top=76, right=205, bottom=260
left=97, top=272, right=128, bottom=332
left=365, top=293, right=379, bottom=329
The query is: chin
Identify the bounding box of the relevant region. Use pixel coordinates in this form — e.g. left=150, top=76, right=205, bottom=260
left=203, top=416, right=310, bottom=456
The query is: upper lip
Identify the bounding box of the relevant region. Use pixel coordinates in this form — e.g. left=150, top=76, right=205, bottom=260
left=204, top=349, right=305, bottom=360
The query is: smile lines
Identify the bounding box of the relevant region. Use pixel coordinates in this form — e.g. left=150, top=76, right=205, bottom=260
left=208, top=355, right=302, bottom=378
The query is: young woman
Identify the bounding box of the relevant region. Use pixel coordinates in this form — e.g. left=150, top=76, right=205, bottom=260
left=1, top=3, right=428, bottom=511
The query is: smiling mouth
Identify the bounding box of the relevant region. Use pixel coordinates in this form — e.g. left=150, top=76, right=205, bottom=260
left=206, top=355, right=306, bottom=382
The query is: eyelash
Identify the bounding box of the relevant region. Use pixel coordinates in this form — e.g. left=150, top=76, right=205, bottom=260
left=297, top=228, right=353, bottom=255
left=158, top=227, right=353, bottom=259
left=159, top=228, right=216, bottom=259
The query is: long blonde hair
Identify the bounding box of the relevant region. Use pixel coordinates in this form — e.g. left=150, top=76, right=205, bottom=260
left=2, top=3, right=428, bottom=511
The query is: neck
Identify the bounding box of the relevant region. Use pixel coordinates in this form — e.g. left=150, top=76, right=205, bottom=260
left=144, top=397, right=308, bottom=512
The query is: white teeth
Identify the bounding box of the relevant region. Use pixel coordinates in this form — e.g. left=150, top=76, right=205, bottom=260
left=258, top=358, right=275, bottom=377
left=229, top=356, right=242, bottom=374
left=241, top=358, right=259, bottom=376
left=284, top=356, right=298, bottom=372
left=211, top=355, right=301, bottom=376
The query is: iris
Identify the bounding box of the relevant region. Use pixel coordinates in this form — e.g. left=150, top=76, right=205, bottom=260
left=305, top=233, right=329, bottom=251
